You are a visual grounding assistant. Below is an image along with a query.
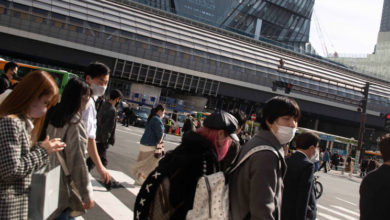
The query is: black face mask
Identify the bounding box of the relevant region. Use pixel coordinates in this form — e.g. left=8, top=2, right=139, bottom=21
left=115, top=101, right=120, bottom=108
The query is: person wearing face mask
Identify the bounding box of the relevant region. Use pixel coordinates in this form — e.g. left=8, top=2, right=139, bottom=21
left=87, top=89, right=122, bottom=181
left=130, top=104, right=166, bottom=185
left=82, top=62, right=112, bottom=186
left=39, top=78, right=94, bottom=220
left=281, top=132, right=320, bottom=220
left=0, top=61, right=19, bottom=94
left=229, top=96, right=300, bottom=220
left=0, top=70, right=66, bottom=220
left=133, top=111, right=238, bottom=219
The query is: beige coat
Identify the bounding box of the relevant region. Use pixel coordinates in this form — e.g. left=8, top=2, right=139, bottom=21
left=46, top=113, right=92, bottom=218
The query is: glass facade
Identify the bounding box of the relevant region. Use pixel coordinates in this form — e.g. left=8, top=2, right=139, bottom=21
left=123, top=0, right=314, bottom=49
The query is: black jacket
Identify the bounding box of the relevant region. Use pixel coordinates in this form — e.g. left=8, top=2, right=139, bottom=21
left=0, top=74, right=11, bottom=94
left=134, top=131, right=221, bottom=220
left=360, top=165, right=390, bottom=220
left=162, top=131, right=219, bottom=219
left=282, top=151, right=316, bottom=220
left=181, top=118, right=194, bottom=134
left=95, top=101, right=117, bottom=145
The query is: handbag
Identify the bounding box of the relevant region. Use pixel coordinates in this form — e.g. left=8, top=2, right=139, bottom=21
left=56, top=151, right=85, bottom=217
left=28, top=165, right=61, bottom=220
left=154, top=142, right=165, bottom=158
left=186, top=145, right=280, bottom=220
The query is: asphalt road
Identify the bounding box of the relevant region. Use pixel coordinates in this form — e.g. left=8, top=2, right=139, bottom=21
left=80, top=124, right=361, bottom=220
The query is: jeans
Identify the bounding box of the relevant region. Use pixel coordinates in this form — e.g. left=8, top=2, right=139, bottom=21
left=56, top=208, right=75, bottom=220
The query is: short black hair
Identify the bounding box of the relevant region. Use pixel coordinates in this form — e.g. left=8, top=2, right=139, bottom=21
left=379, top=135, right=390, bottom=162
left=4, top=61, right=18, bottom=73
left=231, top=110, right=247, bottom=127
left=85, top=62, right=110, bottom=79
left=295, top=132, right=320, bottom=150
left=109, top=89, right=123, bottom=100
left=260, top=96, right=300, bottom=130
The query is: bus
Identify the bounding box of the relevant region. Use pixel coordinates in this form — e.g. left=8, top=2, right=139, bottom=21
left=0, top=59, right=78, bottom=94
left=297, top=127, right=357, bottom=157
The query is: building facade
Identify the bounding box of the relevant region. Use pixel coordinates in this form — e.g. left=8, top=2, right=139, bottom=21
left=116, top=0, right=315, bottom=51
left=329, top=0, right=390, bottom=81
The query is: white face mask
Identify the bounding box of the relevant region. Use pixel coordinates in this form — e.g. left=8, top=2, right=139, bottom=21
left=90, top=83, right=107, bottom=97
left=311, top=148, right=320, bottom=161
left=273, top=125, right=297, bottom=145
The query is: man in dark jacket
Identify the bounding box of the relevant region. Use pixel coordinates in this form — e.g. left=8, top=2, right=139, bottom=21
left=331, top=151, right=340, bottom=170
left=181, top=114, right=194, bottom=134
left=282, top=132, right=319, bottom=220
left=360, top=135, right=390, bottom=220
left=0, top=61, right=19, bottom=94
left=87, top=89, right=122, bottom=171
left=229, top=96, right=300, bottom=220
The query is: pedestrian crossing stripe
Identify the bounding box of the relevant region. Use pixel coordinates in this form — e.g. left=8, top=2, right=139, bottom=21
left=335, top=197, right=357, bottom=207
left=317, top=212, right=342, bottom=220
left=108, top=169, right=140, bottom=195
left=330, top=205, right=359, bottom=217
left=317, top=204, right=357, bottom=220
left=89, top=175, right=135, bottom=219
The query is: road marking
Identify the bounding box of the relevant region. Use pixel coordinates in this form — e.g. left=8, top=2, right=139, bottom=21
left=117, top=128, right=142, bottom=137
left=335, top=197, right=357, bottom=206
left=318, top=212, right=342, bottom=220
left=108, top=169, right=140, bottom=196
left=317, top=204, right=357, bottom=220
left=90, top=176, right=134, bottom=219
left=330, top=205, right=359, bottom=217
left=117, top=128, right=180, bottom=146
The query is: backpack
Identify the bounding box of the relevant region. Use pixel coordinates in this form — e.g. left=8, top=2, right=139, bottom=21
left=133, top=145, right=281, bottom=220
left=186, top=145, right=280, bottom=220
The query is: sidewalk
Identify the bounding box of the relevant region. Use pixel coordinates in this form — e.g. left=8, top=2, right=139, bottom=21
left=324, top=169, right=362, bottom=183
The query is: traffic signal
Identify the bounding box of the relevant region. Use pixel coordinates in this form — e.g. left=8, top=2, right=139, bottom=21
left=285, top=83, right=292, bottom=94
left=385, top=113, right=390, bottom=132
left=272, top=80, right=292, bottom=94
left=357, top=82, right=369, bottom=113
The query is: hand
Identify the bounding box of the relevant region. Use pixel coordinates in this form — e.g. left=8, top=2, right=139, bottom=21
left=97, top=166, right=111, bottom=184
left=154, top=146, right=164, bottom=158
left=40, top=136, right=66, bottom=155
left=83, top=200, right=94, bottom=210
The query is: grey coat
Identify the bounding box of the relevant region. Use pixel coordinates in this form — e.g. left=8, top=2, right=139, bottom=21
left=46, top=113, right=92, bottom=218
left=0, top=116, right=48, bottom=220
left=229, top=129, right=287, bottom=220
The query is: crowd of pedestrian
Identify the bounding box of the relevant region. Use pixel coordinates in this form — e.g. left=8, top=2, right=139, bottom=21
left=0, top=59, right=389, bottom=220
left=0, top=61, right=124, bottom=219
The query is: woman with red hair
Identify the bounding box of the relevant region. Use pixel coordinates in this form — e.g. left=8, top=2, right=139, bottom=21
left=0, top=70, right=66, bottom=220
left=134, top=111, right=239, bottom=219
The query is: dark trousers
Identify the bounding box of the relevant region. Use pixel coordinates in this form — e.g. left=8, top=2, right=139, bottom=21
left=87, top=142, right=109, bottom=171
left=319, top=161, right=328, bottom=172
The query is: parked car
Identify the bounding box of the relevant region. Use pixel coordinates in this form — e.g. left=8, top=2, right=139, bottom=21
left=131, top=109, right=149, bottom=127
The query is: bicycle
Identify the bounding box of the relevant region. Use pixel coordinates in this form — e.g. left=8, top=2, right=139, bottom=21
left=314, top=175, right=323, bottom=199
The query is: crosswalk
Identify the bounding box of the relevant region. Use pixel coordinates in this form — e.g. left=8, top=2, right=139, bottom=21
left=317, top=197, right=360, bottom=220
left=74, top=169, right=359, bottom=220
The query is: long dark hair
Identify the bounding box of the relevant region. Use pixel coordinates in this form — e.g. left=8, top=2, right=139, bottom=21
left=47, top=78, right=90, bottom=127
left=147, top=104, right=165, bottom=123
